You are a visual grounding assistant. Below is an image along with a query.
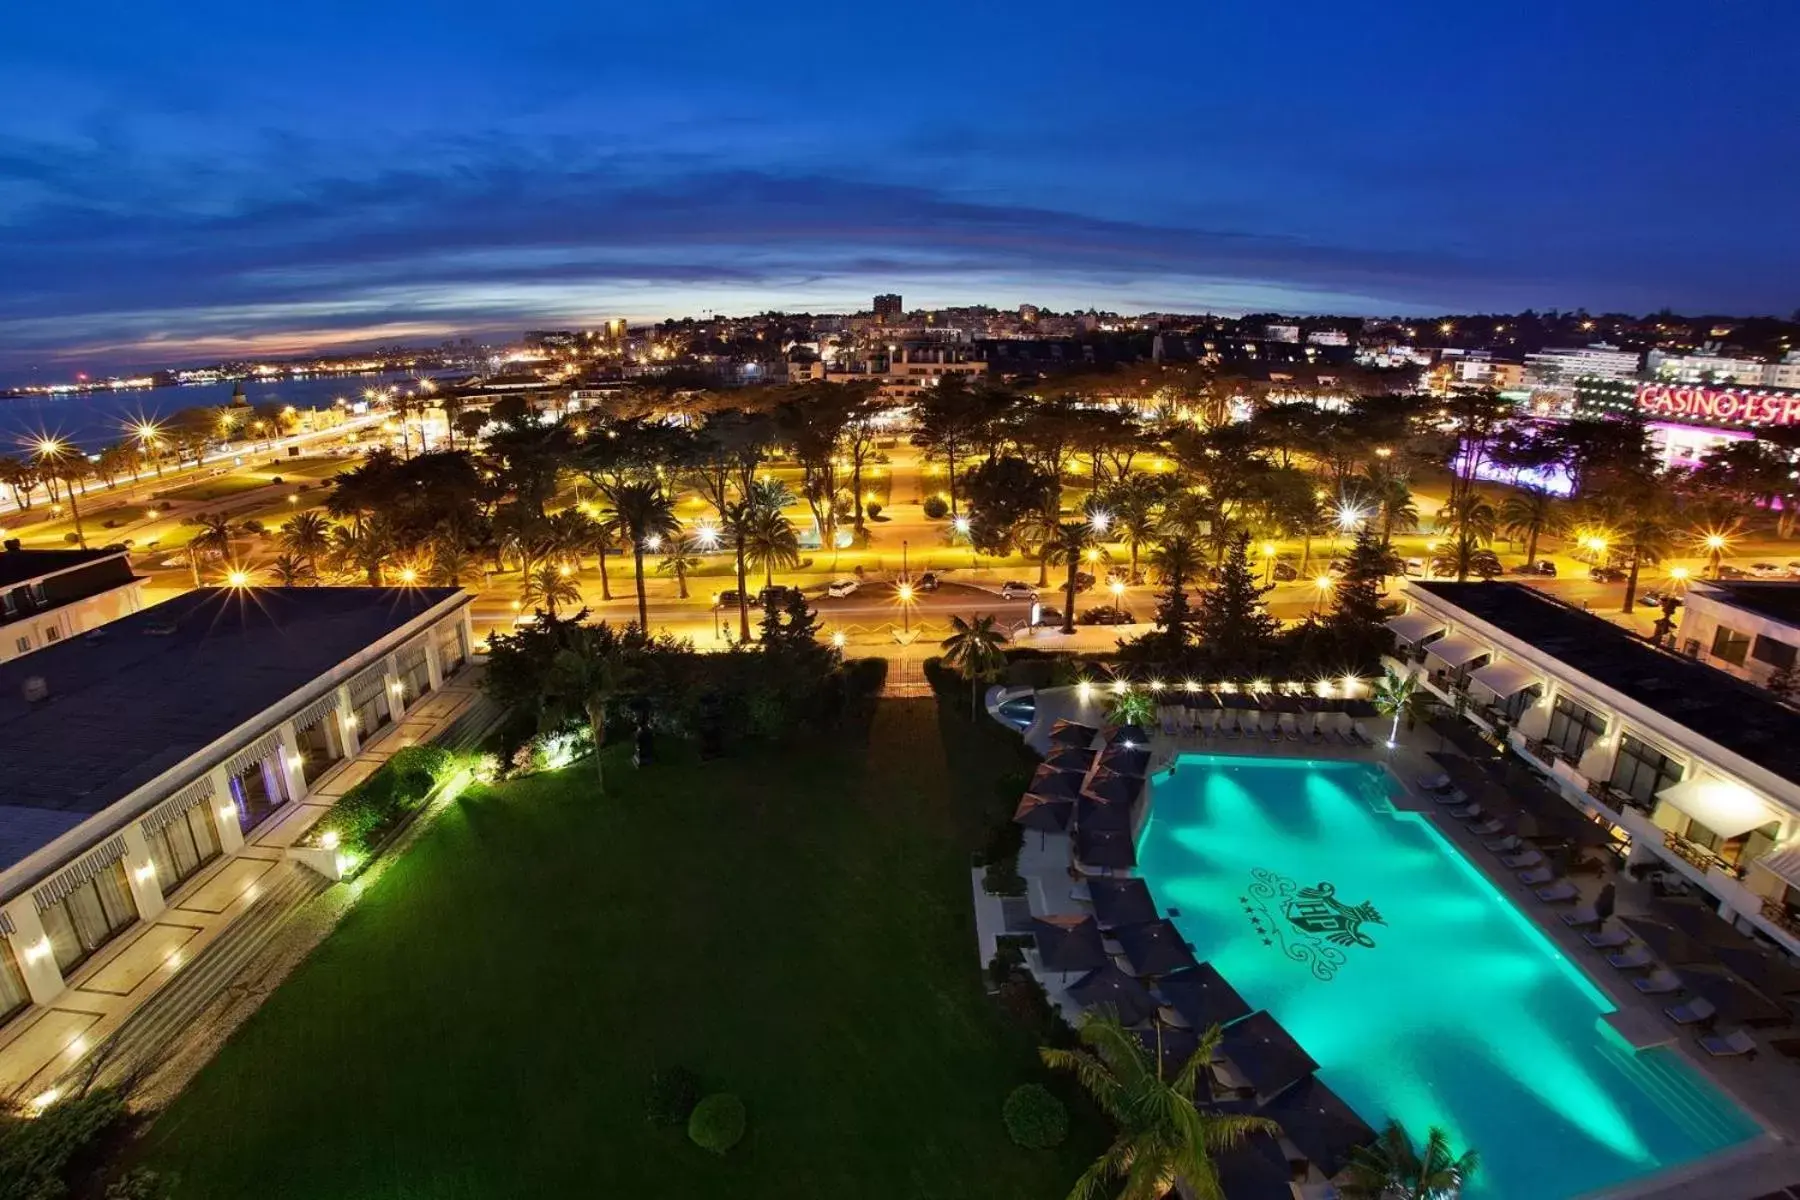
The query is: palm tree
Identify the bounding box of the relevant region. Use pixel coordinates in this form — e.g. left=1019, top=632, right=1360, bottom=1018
left=1373, top=666, right=1422, bottom=747
left=1043, top=1013, right=1279, bottom=1200
left=1499, top=487, right=1557, bottom=567
left=602, top=480, right=682, bottom=629
left=723, top=498, right=756, bottom=643
left=328, top=521, right=392, bottom=586
left=429, top=539, right=479, bottom=587
left=1365, top=465, right=1419, bottom=549
left=1045, top=519, right=1095, bottom=635
left=187, top=512, right=235, bottom=585
left=657, top=536, right=703, bottom=600
left=1109, top=687, right=1156, bottom=728
left=522, top=562, right=582, bottom=618
left=745, top=503, right=801, bottom=589
left=1342, top=1121, right=1479, bottom=1200
left=279, top=510, right=332, bottom=574
left=1619, top=509, right=1674, bottom=613
left=940, top=614, right=1009, bottom=721
left=1433, top=491, right=1498, bottom=582
left=544, top=624, right=634, bottom=794
left=269, top=552, right=317, bottom=587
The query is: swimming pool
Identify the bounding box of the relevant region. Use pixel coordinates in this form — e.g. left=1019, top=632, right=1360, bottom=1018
left=1137, top=755, right=1761, bottom=1200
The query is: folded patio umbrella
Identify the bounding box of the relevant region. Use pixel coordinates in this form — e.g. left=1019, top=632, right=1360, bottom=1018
left=1098, top=747, right=1152, bottom=778
left=1180, top=690, right=1222, bottom=710
left=1075, top=795, right=1133, bottom=834
left=1132, top=1023, right=1204, bottom=1079
left=1219, top=692, right=1260, bottom=711
left=1341, top=698, right=1378, bottom=719
left=1073, top=827, right=1137, bottom=870
left=1013, top=792, right=1074, bottom=833
left=1066, top=963, right=1159, bottom=1026
left=1258, top=1075, right=1376, bottom=1177
left=1618, top=916, right=1719, bottom=967
left=1049, top=719, right=1099, bottom=747
left=1157, top=964, right=1252, bottom=1030
left=1655, top=902, right=1763, bottom=952
left=1107, top=722, right=1152, bottom=747
left=1043, top=745, right=1097, bottom=773
left=1030, top=914, right=1109, bottom=974
left=1214, top=1130, right=1295, bottom=1200
left=1083, top=768, right=1143, bottom=806
left=1088, top=876, right=1158, bottom=929
left=1218, top=1010, right=1318, bottom=1100
left=1711, top=944, right=1800, bottom=997
left=1430, top=714, right=1498, bottom=760
left=1028, top=764, right=1085, bottom=800
left=1265, top=693, right=1304, bottom=714
left=1111, top=919, right=1200, bottom=977
left=1676, top=965, right=1789, bottom=1027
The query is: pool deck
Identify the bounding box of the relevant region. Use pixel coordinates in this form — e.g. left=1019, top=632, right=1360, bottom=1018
left=1005, top=684, right=1800, bottom=1200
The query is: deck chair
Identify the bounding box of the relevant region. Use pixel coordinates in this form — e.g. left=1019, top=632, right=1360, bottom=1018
left=1535, top=880, right=1580, bottom=903
left=1700, top=1029, right=1757, bottom=1059
left=1666, top=997, right=1719, bottom=1026
left=1632, top=968, right=1682, bottom=995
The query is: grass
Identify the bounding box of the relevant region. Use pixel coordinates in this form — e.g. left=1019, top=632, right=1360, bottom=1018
left=260, top=455, right=353, bottom=480
left=138, top=698, right=1093, bottom=1198
left=154, top=475, right=273, bottom=504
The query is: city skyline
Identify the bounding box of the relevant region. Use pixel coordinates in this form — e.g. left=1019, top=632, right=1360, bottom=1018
left=5, top=3, right=1799, bottom=377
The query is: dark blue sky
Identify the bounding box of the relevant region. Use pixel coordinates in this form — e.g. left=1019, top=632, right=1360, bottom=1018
left=4, top=2, right=1797, bottom=377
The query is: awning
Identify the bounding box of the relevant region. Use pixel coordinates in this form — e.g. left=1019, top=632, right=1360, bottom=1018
left=1424, top=633, right=1489, bottom=668
left=1753, top=842, right=1800, bottom=890
left=1656, top=776, right=1781, bottom=839
left=1386, top=610, right=1447, bottom=644
left=1466, top=659, right=1541, bottom=699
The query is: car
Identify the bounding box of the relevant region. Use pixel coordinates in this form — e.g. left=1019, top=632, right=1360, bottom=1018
left=1787, top=562, right=1800, bottom=578
left=914, top=571, right=941, bottom=592
left=716, top=589, right=745, bottom=607
left=1589, top=566, right=1627, bottom=583
left=1272, top=561, right=1299, bottom=582
left=1326, top=559, right=1349, bottom=577
left=1751, top=562, right=1785, bottom=578
left=1516, top=560, right=1557, bottom=576
left=1032, top=606, right=1065, bottom=627
left=826, top=579, right=860, bottom=598
left=999, top=581, right=1038, bottom=600
left=1072, top=571, right=1096, bottom=592
left=1078, top=606, right=1137, bottom=625
left=759, top=585, right=804, bottom=607
left=1638, top=590, right=1684, bottom=609
left=1717, top=565, right=1749, bottom=579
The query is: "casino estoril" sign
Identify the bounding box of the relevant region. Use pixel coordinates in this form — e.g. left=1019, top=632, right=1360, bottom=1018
left=1637, top=381, right=1800, bottom=427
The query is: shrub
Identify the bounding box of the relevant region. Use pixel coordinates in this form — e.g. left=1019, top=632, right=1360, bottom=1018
left=105, top=1169, right=177, bottom=1199
left=980, top=818, right=1024, bottom=868
left=309, top=746, right=455, bottom=858
left=63, top=533, right=80, bottom=544
left=0, top=1086, right=130, bottom=1200
left=645, top=1066, right=701, bottom=1125
left=270, top=476, right=284, bottom=484
left=688, top=1093, right=746, bottom=1154
left=389, top=743, right=454, bottom=791
left=1003, top=1084, right=1069, bottom=1150
left=866, top=501, right=883, bottom=519
left=844, top=656, right=887, bottom=696
left=982, top=856, right=1025, bottom=896
left=1006, top=658, right=1057, bottom=689
left=922, top=495, right=950, bottom=520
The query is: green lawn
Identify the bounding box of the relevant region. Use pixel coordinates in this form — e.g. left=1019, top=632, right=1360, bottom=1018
left=154, top=475, right=274, bottom=504
left=139, top=698, right=1092, bottom=1198
left=266, top=455, right=354, bottom=480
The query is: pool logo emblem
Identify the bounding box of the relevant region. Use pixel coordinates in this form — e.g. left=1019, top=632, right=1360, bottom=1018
left=1242, top=869, right=1383, bottom=981
left=1282, top=882, right=1384, bottom=949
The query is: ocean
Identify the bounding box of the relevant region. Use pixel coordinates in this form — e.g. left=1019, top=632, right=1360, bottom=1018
left=0, top=373, right=430, bottom=454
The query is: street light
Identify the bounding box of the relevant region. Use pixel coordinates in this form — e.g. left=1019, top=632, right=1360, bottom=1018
left=694, top=522, right=720, bottom=551
left=1312, top=574, right=1334, bottom=615
left=896, top=582, right=916, bottom=633
left=226, top=568, right=252, bottom=588
left=1261, top=541, right=1277, bottom=585
left=644, top=534, right=663, bottom=552
left=1089, top=509, right=1111, bottom=533
left=1109, top=577, right=1126, bottom=622
left=32, top=437, right=86, bottom=548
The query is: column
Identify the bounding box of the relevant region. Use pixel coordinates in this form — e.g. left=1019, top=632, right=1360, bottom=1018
left=1578, top=717, right=1621, bottom=783
left=336, top=684, right=361, bottom=757
left=276, top=721, right=309, bottom=802
left=118, top=824, right=167, bottom=921
left=384, top=654, right=406, bottom=721
left=460, top=605, right=476, bottom=657
left=424, top=639, right=444, bottom=693
left=3, top=897, right=66, bottom=1006
left=1516, top=688, right=1551, bottom=740
left=206, top=763, right=245, bottom=855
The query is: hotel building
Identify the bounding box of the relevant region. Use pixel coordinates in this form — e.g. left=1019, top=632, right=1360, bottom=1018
left=0, top=545, right=146, bottom=663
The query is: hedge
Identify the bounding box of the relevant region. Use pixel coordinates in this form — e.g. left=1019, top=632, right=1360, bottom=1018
left=309, top=744, right=457, bottom=858
left=1002, top=1084, right=1068, bottom=1149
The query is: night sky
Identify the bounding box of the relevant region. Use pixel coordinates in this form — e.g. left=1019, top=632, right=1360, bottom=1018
left=4, top=2, right=1797, bottom=376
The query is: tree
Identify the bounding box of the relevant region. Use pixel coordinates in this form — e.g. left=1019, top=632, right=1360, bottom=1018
left=1144, top=534, right=1201, bottom=658
left=328, top=520, right=393, bottom=586
left=1363, top=463, right=1418, bottom=549
left=1042, top=1013, right=1280, bottom=1200
left=1618, top=504, right=1674, bottom=613
left=429, top=538, right=479, bottom=587
left=745, top=502, right=800, bottom=589
left=1045, top=520, right=1097, bottom=635
left=522, top=562, right=582, bottom=618
left=543, top=623, right=637, bottom=793
left=1100, top=475, right=1166, bottom=583
left=1433, top=491, right=1498, bottom=582
left=1326, top=527, right=1399, bottom=668
left=1341, top=1120, right=1479, bottom=1200
left=601, top=480, right=682, bottom=630
left=187, top=512, right=235, bottom=585
left=269, top=552, right=317, bottom=587
left=279, top=510, right=332, bottom=574
left=1193, top=533, right=1280, bottom=678
left=1499, top=487, right=1558, bottom=567
left=1373, top=666, right=1422, bottom=746
left=940, top=614, right=1009, bottom=720
left=965, top=456, right=1053, bottom=556
left=657, top=536, right=702, bottom=600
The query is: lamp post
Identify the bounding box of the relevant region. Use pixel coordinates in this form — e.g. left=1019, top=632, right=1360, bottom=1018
left=1704, top=533, right=1726, bottom=579
left=1261, top=541, right=1277, bottom=585
left=1313, top=574, right=1333, bottom=616
left=1109, top=577, right=1126, bottom=622
left=33, top=438, right=85, bottom=548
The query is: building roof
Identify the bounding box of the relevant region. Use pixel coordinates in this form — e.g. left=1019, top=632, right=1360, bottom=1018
left=1412, top=582, right=1800, bottom=785
left=0, top=547, right=123, bottom=589
left=1697, top=581, right=1800, bottom=630
left=0, top=587, right=464, bottom=825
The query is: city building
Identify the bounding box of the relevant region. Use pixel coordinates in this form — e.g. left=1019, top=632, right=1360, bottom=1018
left=1674, top=581, right=1800, bottom=690
left=0, top=545, right=146, bottom=663
left=1766, top=352, right=1800, bottom=391
left=872, top=293, right=903, bottom=321
left=1386, top=580, right=1800, bottom=959
left=1571, top=376, right=1769, bottom=468
left=876, top=345, right=988, bottom=402
left=0, top=586, right=474, bottom=1095
left=1523, top=344, right=1642, bottom=388
left=1647, top=349, right=1769, bottom=386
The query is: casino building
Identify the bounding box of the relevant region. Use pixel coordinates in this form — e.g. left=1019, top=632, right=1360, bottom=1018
left=1572, top=376, right=1795, bottom=468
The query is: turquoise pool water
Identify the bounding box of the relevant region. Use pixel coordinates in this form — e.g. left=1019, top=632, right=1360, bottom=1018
left=1137, top=755, right=1761, bottom=1200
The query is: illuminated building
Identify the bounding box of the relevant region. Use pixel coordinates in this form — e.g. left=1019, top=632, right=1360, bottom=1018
left=0, top=544, right=146, bottom=663
left=872, top=293, right=903, bottom=321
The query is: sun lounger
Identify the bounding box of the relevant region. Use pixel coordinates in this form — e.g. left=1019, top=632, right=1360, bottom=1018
left=1535, top=880, right=1580, bottom=903
left=1285, top=725, right=1301, bottom=741
left=1418, top=772, right=1452, bottom=792
left=1583, top=928, right=1630, bottom=949
left=1666, top=997, right=1719, bottom=1026
left=1501, top=849, right=1545, bottom=870
left=1483, top=834, right=1523, bottom=854
left=1516, top=866, right=1555, bottom=885
left=1265, top=725, right=1281, bottom=743
left=1449, top=803, right=1483, bottom=822
left=1226, top=721, right=1242, bottom=740
left=1700, top=1029, right=1758, bottom=1059
left=1607, top=945, right=1655, bottom=970
left=1560, top=905, right=1600, bottom=928
left=1352, top=726, right=1376, bottom=746
left=1633, top=967, right=1682, bottom=995
left=1433, top=789, right=1470, bottom=806
left=1466, top=818, right=1506, bottom=836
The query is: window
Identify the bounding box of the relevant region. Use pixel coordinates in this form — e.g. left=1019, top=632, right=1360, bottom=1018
left=1609, top=734, right=1682, bottom=808
left=437, top=624, right=466, bottom=676
left=27, top=582, right=45, bottom=605
left=146, top=803, right=221, bottom=893
left=43, top=626, right=59, bottom=643
left=0, top=938, right=29, bottom=1024
left=1711, top=625, right=1752, bottom=666
left=1, top=592, right=16, bottom=615
left=13, top=636, right=28, bottom=655
left=1546, top=695, right=1606, bottom=760
left=38, top=862, right=136, bottom=974
left=400, top=657, right=432, bottom=701
left=1752, top=635, right=1798, bottom=670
